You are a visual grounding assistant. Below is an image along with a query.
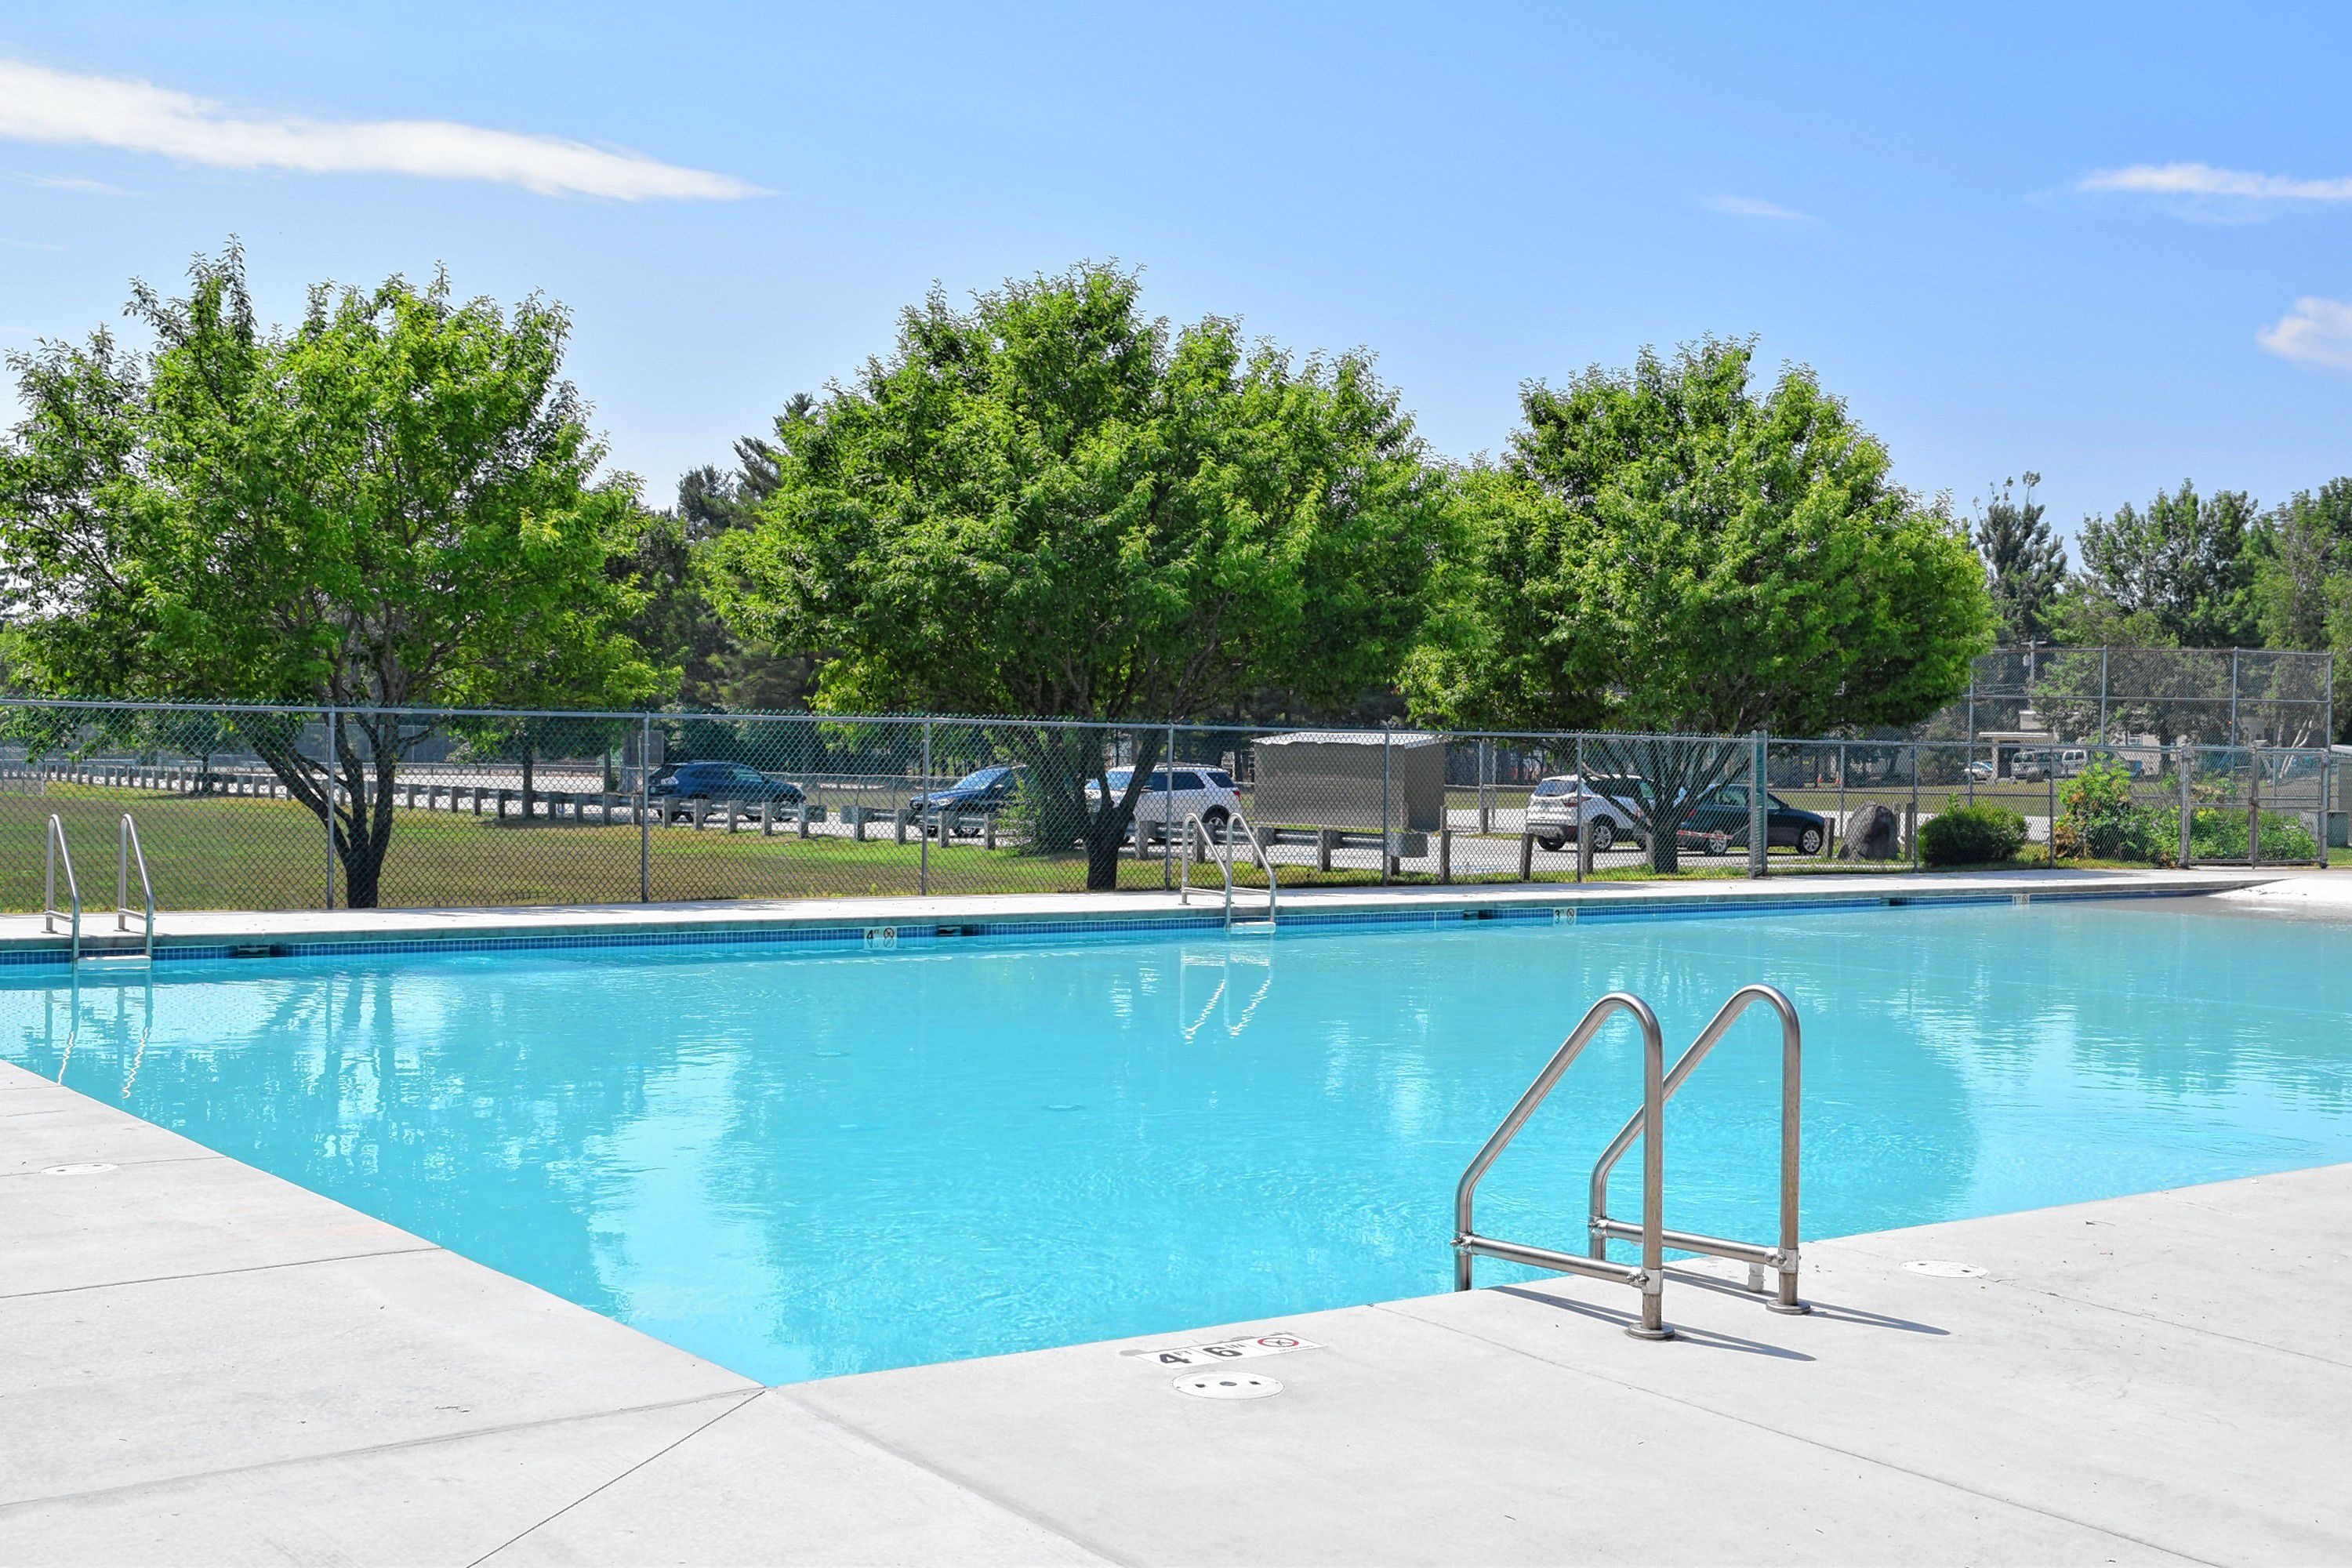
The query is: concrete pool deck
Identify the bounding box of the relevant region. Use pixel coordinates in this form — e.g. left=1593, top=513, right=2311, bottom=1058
left=0, top=864, right=2291, bottom=964
left=4, top=1047, right=2350, bottom=1566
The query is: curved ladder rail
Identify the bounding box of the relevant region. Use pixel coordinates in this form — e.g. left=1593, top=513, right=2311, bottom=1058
left=1587, top=983, right=1808, bottom=1315
left=1454, top=992, right=1672, bottom=1340
left=1176, top=811, right=1280, bottom=931
left=118, top=814, right=155, bottom=960
left=42, top=813, right=80, bottom=967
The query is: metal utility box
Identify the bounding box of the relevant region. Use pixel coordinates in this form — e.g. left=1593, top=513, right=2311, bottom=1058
left=1250, top=730, right=1446, bottom=833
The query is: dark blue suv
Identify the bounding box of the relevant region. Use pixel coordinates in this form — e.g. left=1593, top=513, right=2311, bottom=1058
left=908, top=765, right=1025, bottom=834
left=647, top=761, right=805, bottom=808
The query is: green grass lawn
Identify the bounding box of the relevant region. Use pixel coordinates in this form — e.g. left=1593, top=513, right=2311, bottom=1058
left=2, top=785, right=1434, bottom=911
left=5, top=782, right=2242, bottom=915
left=2, top=785, right=1228, bottom=910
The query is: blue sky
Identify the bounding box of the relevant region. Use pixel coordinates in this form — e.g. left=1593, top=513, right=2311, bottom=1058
left=2, top=3, right=2348, bottom=543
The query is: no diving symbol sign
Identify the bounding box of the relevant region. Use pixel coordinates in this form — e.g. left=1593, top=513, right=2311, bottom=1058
left=1125, top=1333, right=1321, bottom=1368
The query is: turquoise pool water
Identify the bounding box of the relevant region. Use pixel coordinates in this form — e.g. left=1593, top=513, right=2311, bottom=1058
left=4, top=897, right=2348, bottom=1384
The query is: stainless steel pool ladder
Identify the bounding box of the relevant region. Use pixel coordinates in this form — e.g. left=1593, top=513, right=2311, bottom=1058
left=1453, top=983, right=1807, bottom=1340
left=43, top=813, right=81, bottom=967
left=1176, top=810, right=1279, bottom=932
left=118, top=814, right=155, bottom=961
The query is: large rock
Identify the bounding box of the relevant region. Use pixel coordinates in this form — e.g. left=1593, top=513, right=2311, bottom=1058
left=1838, top=802, right=1904, bottom=861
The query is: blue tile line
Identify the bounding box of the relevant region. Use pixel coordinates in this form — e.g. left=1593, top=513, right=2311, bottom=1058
left=0, top=883, right=2223, bottom=970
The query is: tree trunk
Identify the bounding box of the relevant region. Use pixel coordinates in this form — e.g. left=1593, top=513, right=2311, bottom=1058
left=521, top=735, right=537, bottom=820
left=321, top=716, right=402, bottom=909
left=1648, top=829, right=1681, bottom=875
left=340, top=826, right=387, bottom=908
left=1083, top=826, right=1124, bottom=891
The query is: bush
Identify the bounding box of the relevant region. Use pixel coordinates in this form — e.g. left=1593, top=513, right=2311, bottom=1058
left=1921, top=802, right=2030, bottom=866
left=2053, top=760, right=2176, bottom=865
left=2188, top=808, right=2320, bottom=864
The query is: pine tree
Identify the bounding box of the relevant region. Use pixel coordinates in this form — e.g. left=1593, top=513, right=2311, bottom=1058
left=624, top=393, right=824, bottom=709
left=1973, top=473, right=2066, bottom=644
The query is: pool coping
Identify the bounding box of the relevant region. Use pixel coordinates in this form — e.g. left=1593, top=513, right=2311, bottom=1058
left=0, top=866, right=2286, bottom=966
left=5, top=1050, right=2348, bottom=1563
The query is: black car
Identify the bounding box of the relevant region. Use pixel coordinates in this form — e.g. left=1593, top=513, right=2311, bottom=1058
left=647, top=761, right=805, bottom=812
left=1680, top=785, right=1828, bottom=856
left=908, top=764, right=1025, bottom=833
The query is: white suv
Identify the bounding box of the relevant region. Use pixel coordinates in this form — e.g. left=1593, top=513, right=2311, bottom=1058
left=1521, top=774, right=1648, bottom=852
left=1087, top=766, right=1245, bottom=840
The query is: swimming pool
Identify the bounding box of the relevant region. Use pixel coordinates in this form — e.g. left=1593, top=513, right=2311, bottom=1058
left=5, top=896, right=2348, bottom=1384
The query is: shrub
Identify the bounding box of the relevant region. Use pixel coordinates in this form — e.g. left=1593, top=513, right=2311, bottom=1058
left=1921, top=802, right=2030, bottom=866
left=2053, top=760, right=2176, bottom=865
left=2188, top=808, right=2320, bottom=863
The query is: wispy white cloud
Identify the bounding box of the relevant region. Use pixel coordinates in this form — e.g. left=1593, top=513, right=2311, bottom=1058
left=16, top=171, right=140, bottom=195
left=1698, top=194, right=1817, bottom=223
left=0, top=237, right=65, bottom=251
left=2078, top=162, right=2352, bottom=220
left=2258, top=297, right=2352, bottom=371
left=0, top=56, right=764, bottom=201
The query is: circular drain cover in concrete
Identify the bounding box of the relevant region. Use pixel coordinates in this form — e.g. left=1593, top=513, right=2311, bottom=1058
left=42, top=1163, right=116, bottom=1177
left=1174, top=1372, right=1283, bottom=1400
left=1904, top=1260, right=1987, bottom=1278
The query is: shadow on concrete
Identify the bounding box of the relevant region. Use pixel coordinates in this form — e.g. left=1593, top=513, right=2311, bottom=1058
left=1490, top=1283, right=1817, bottom=1362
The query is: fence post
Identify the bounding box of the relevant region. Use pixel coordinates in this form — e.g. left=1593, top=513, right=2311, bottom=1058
left=1834, top=742, right=1846, bottom=858
left=1478, top=738, right=1493, bottom=834
left=2177, top=742, right=2194, bottom=868
left=1573, top=735, right=1586, bottom=884
left=2318, top=749, right=2332, bottom=867
left=1380, top=728, right=1392, bottom=887
left=2229, top=648, right=2241, bottom=742
left=638, top=714, right=652, bottom=902
left=2098, top=648, right=2111, bottom=745
left=919, top=720, right=931, bottom=896
left=1163, top=720, right=1177, bottom=893
left=2249, top=747, right=2262, bottom=867
left=1748, top=731, right=1767, bottom=880
left=323, top=706, right=338, bottom=910
left=2048, top=764, right=2058, bottom=866
left=1907, top=745, right=1920, bottom=869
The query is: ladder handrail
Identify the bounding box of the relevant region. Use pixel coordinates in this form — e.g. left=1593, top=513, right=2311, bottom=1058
left=1175, top=810, right=1279, bottom=930
left=118, top=814, right=155, bottom=959
left=1586, top=982, right=1808, bottom=1314
left=1454, top=991, right=1671, bottom=1339
left=1225, top=811, right=1279, bottom=927
left=43, top=813, right=81, bottom=966
left=1176, top=811, right=1232, bottom=919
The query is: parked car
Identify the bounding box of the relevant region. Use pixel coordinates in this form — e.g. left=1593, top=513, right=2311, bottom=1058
left=1681, top=785, right=1828, bottom=856
left=908, top=764, right=1025, bottom=833
left=2013, top=746, right=2091, bottom=782
left=1086, top=766, right=1244, bottom=840
left=1964, top=760, right=1996, bottom=782
left=646, top=761, right=805, bottom=816
left=1522, top=775, right=1649, bottom=852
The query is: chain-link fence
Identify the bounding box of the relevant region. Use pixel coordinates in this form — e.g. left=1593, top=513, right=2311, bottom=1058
left=0, top=699, right=2332, bottom=914
left=1956, top=646, right=2335, bottom=748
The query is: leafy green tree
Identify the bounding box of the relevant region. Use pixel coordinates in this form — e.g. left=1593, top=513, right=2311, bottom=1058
left=706, top=263, right=1450, bottom=887
left=1404, top=338, right=1991, bottom=869
left=2252, top=480, right=2351, bottom=649
left=2059, top=481, right=2258, bottom=649
left=0, top=245, right=662, bottom=906
left=2251, top=479, right=2352, bottom=742
left=1973, top=473, right=2066, bottom=644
